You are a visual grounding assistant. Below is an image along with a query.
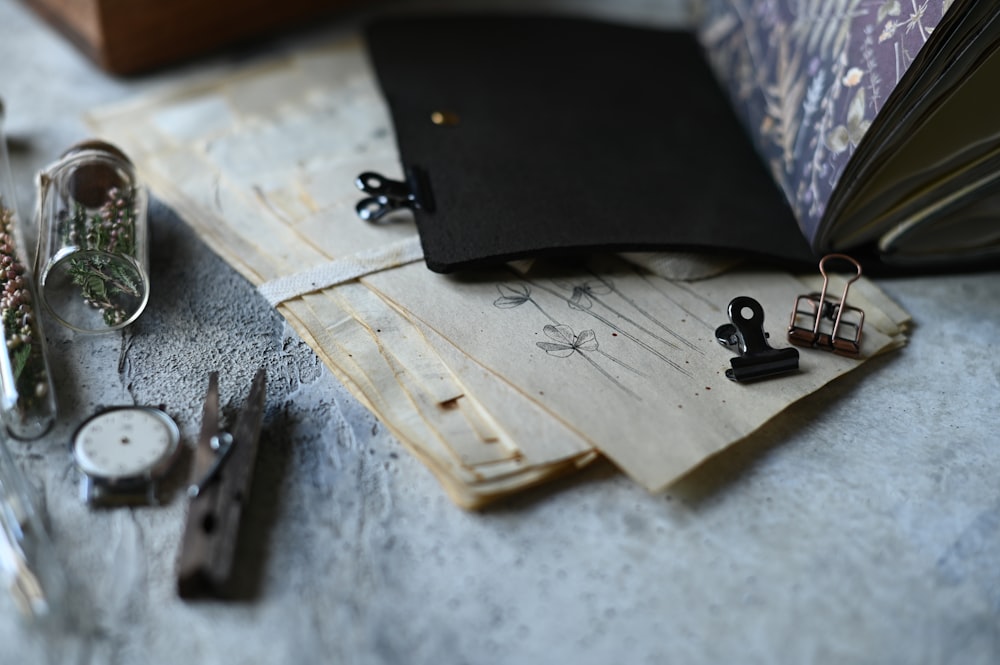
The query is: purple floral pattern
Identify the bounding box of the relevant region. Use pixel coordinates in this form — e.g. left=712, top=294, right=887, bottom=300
left=698, top=0, right=953, bottom=243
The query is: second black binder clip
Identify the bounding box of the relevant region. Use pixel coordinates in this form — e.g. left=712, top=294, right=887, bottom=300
left=788, top=254, right=865, bottom=358
left=716, top=296, right=799, bottom=382
left=354, top=168, right=434, bottom=222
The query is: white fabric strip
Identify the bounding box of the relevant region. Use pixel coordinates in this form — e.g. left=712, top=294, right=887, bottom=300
left=257, top=236, right=424, bottom=306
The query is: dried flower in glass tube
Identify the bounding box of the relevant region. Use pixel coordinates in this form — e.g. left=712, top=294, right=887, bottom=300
left=0, top=198, right=55, bottom=436
left=64, top=186, right=141, bottom=327
left=35, top=140, right=149, bottom=334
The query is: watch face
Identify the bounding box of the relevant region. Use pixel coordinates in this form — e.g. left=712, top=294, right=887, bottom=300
left=72, top=407, right=180, bottom=481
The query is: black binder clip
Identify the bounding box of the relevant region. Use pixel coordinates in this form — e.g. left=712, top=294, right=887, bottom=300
left=788, top=254, right=865, bottom=358
left=354, top=167, right=434, bottom=222
left=716, top=296, right=799, bottom=382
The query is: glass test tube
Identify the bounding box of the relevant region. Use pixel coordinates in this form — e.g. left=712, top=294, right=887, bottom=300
left=0, top=100, right=57, bottom=439
left=35, top=140, right=150, bottom=334
left=0, top=432, right=68, bottom=621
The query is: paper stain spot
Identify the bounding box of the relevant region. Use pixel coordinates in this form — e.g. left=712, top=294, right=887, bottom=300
left=440, top=397, right=461, bottom=410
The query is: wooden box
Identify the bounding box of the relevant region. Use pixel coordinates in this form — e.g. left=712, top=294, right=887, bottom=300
left=22, top=0, right=359, bottom=75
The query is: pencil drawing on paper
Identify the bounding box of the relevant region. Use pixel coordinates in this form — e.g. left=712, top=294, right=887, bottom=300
left=493, top=282, right=558, bottom=324
left=535, top=324, right=643, bottom=400
left=564, top=273, right=705, bottom=354
left=494, top=273, right=697, bottom=398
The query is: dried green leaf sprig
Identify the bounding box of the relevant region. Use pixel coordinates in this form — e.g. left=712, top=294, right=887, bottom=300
left=66, top=186, right=140, bottom=327
left=0, top=200, right=50, bottom=405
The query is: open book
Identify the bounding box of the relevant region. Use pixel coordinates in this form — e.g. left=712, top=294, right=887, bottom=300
left=699, top=0, right=995, bottom=267
left=86, top=31, right=912, bottom=507
left=362, top=1, right=995, bottom=272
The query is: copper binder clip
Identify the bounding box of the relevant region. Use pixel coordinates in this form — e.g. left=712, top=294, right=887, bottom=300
left=788, top=254, right=865, bottom=357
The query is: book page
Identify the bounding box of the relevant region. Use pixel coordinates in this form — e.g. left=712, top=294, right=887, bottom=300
left=698, top=0, right=951, bottom=244
left=830, top=32, right=1000, bottom=250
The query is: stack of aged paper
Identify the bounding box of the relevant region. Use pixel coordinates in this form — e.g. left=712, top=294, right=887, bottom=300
left=87, top=37, right=909, bottom=508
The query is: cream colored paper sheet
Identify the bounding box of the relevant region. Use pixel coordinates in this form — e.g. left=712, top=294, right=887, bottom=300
left=364, top=260, right=905, bottom=491
left=86, top=36, right=909, bottom=506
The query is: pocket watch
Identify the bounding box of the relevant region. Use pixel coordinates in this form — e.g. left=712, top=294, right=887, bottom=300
left=70, top=406, right=181, bottom=506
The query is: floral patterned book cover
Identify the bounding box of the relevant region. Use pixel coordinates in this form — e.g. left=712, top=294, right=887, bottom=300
left=696, top=0, right=998, bottom=264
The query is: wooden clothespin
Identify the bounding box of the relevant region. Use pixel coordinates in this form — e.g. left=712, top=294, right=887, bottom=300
left=177, top=369, right=266, bottom=599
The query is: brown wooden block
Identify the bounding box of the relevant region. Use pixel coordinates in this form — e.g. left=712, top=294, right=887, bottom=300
left=22, top=0, right=360, bottom=75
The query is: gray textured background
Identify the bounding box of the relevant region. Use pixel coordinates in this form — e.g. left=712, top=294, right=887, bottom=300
left=2, top=1, right=999, bottom=664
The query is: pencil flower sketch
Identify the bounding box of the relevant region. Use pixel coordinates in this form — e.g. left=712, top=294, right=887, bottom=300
left=562, top=278, right=676, bottom=345
left=583, top=273, right=704, bottom=354
left=552, top=279, right=690, bottom=375
left=535, top=324, right=642, bottom=400
left=493, top=283, right=558, bottom=324
left=493, top=271, right=695, bottom=400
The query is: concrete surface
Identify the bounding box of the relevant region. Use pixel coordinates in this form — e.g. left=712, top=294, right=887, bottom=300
left=1, top=1, right=999, bottom=664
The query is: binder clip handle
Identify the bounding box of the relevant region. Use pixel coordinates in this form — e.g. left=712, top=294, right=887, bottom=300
left=816, top=253, right=862, bottom=325
left=354, top=167, right=434, bottom=222
left=818, top=253, right=862, bottom=285
left=716, top=296, right=799, bottom=382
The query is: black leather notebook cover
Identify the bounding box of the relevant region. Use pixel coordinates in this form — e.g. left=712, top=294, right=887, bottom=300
left=363, top=15, right=815, bottom=273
